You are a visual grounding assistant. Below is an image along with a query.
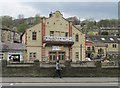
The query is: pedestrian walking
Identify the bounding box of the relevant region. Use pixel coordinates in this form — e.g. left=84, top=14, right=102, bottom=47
left=53, top=60, right=62, bottom=78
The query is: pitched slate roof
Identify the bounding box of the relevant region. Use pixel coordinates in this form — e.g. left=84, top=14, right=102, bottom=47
left=87, top=35, right=120, bottom=43
left=0, top=43, right=26, bottom=51
left=93, top=43, right=108, bottom=47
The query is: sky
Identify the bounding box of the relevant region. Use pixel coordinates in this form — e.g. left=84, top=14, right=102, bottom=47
left=0, top=0, right=119, bottom=21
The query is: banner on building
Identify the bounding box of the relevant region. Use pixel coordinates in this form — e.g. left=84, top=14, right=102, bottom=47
left=52, top=46, right=64, bottom=51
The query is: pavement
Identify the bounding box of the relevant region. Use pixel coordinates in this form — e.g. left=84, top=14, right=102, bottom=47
left=1, top=77, right=119, bottom=83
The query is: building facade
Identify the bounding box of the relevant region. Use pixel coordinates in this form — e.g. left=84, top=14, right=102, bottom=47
left=100, top=27, right=120, bottom=36
left=0, top=27, right=21, bottom=43
left=22, top=11, right=86, bottom=63
left=86, top=35, right=120, bottom=61
left=0, top=43, right=27, bottom=62
left=0, top=27, right=27, bottom=62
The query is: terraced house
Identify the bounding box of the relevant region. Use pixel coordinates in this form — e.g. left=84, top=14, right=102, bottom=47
left=0, top=27, right=27, bottom=62
left=85, top=35, right=120, bottom=61
left=22, top=11, right=86, bottom=63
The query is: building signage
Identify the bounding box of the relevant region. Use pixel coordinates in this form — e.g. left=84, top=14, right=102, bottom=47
left=44, top=36, right=74, bottom=42
left=52, top=46, right=64, bottom=51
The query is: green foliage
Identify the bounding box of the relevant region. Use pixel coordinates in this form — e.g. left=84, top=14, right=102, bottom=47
left=81, top=19, right=97, bottom=33
left=67, top=16, right=80, bottom=25
left=88, top=31, right=95, bottom=36
left=1, top=16, right=13, bottom=28
left=17, top=22, right=28, bottom=32
left=65, top=60, right=71, bottom=67
left=97, top=19, right=118, bottom=27
left=35, top=14, right=41, bottom=24
left=34, top=60, right=40, bottom=66
left=81, top=18, right=118, bottom=33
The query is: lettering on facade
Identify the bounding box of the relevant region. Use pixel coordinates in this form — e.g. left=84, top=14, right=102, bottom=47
left=44, top=36, right=74, bottom=42
left=52, top=46, right=64, bottom=51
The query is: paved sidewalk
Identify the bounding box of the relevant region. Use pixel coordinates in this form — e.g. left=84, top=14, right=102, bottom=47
left=2, top=77, right=119, bottom=83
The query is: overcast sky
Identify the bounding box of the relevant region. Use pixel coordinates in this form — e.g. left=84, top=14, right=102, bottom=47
left=0, top=0, right=119, bottom=21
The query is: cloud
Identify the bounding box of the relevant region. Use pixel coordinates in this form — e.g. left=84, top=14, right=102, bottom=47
left=0, top=0, right=119, bottom=2
left=1, top=2, right=40, bottom=18
left=24, top=2, right=118, bottom=20
left=0, top=2, right=118, bottom=21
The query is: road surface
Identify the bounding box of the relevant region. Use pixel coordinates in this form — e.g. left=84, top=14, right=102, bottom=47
left=1, top=77, right=119, bottom=87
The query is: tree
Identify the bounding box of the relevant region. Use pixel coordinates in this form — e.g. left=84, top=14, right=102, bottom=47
left=35, top=14, right=41, bottom=24
left=67, top=16, right=80, bottom=25
left=1, top=16, right=13, bottom=28
left=97, top=19, right=118, bottom=27
left=17, top=22, right=28, bottom=32
left=80, top=18, right=97, bottom=33
left=97, top=19, right=110, bottom=27
left=88, top=31, right=95, bottom=36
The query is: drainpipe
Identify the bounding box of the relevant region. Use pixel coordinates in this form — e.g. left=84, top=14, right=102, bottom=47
left=80, top=44, right=82, bottom=61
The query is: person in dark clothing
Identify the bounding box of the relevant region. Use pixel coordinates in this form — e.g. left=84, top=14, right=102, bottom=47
left=53, top=60, right=62, bottom=78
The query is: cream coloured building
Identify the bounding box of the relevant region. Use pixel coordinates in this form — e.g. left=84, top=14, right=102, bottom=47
left=22, top=11, right=86, bottom=63
left=86, top=35, right=120, bottom=61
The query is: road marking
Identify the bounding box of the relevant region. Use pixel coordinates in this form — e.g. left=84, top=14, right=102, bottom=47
left=2, top=82, right=118, bottom=86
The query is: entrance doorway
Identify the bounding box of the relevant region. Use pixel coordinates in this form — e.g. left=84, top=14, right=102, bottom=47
left=49, top=51, right=65, bottom=63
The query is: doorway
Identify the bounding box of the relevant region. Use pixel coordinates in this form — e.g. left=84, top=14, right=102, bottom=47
left=49, top=51, right=65, bottom=62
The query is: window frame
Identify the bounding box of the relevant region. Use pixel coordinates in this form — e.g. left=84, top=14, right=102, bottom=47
left=75, top=34, right=79, bottom=42
left=50, top=31, right=54, bottom=36
left=32, top=32, right=37, bottom=40
left=75, top=52, right=79, bottom=59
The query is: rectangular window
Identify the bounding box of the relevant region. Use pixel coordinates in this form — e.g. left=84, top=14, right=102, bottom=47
left=87, top=47, right=91, bottom=51
left=0, top=53, right=3, bottom=60
left=75, top=35, right=79, bottom=42
left=114, top=44, right=117, bottom=48
left=32, top=32, right=37, bottom=40
left=33, top=53, right=36, bottom=58
left=75, top=52, right=79, bottom=59
left=7, top=34, right=11, bottom=41
left=29, top=53, right=32, bottom=59
left=58, top=52, right=65, bottom=61
left=92, top=46, right=95, bottom=51
left=65, top=32, right=68, bottom=37
left=29, top=52, right=36, bottom=60
left=50, top=31, right=54, bottom=36
left=113, top=44, right=117, bottom=48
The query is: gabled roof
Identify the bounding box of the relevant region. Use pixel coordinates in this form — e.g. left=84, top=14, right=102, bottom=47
left=93, top=43, right=108, bottom=47
left=45, top=11, right=84, bottom=33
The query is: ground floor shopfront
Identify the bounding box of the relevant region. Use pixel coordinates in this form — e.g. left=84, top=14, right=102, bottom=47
left=27, top=44, right=73, bottom=63
left=27, top=43, right=86, bottom=63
